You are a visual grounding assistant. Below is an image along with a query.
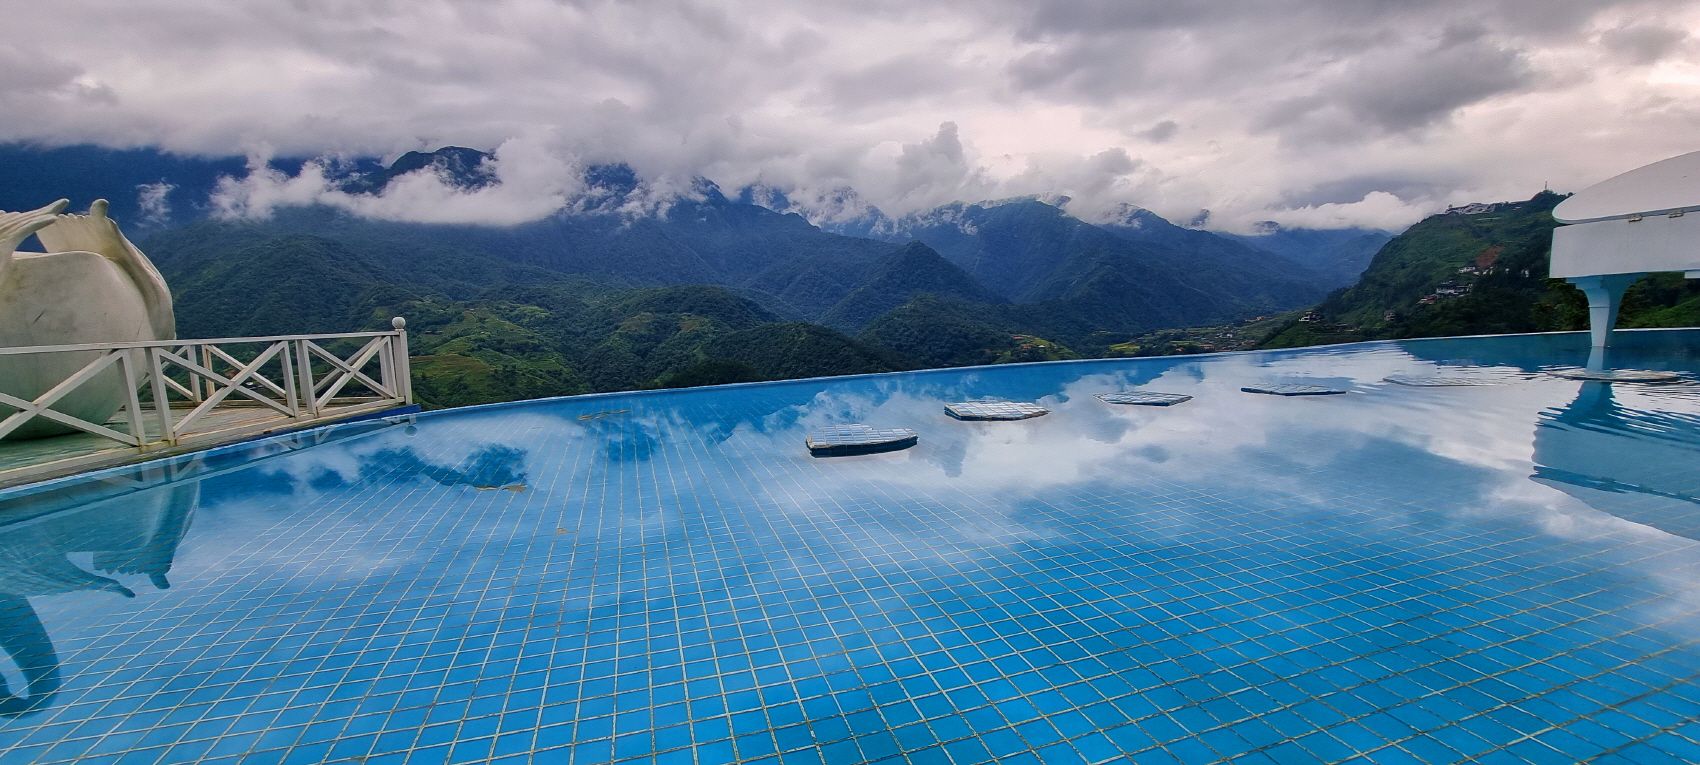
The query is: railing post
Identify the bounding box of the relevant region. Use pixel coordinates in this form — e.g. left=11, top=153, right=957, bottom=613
left=377, top=337, right=395, bottom=398
left=391, top=317, right=413, bottom=405
left=295, top=339, right=318, bottom=416
left=200, top=344, right=214, bottom=399
left=148, top=347, right=178, bottom=445
left=185, top=344, right=204, bottom=403
left=119, top=349, right=147, bottom=448
left=280, top=340, right=300, bottom=417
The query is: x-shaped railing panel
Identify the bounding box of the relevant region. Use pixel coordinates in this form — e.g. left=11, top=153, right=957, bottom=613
left=300, top=337, right=394, bottom=414
left=158, top=342, right=295, bottom=434
left=1, top=323, right=411, bottom=453
left=0, top=351, right=144, bottom=445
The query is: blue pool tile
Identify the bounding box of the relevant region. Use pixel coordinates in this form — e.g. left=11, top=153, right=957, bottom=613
left=3, top=331, right=1700, bottom=764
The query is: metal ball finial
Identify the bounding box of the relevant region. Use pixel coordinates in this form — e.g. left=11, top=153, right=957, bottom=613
left=391, top=316, right=406, bottom=329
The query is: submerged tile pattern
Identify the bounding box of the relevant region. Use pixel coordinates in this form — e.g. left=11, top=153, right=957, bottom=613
left=943, top=402, right=1050, bottom=421
left=2, top=331, right=1700, bottom=765
left=1240, top=384, right=1348, bottom=397
left=1095, top=392, right=1193, bottom=407
left=1551, top=369, right=1682, bottom=382
left=806, top=425, right=919, bottom=457
left=1382, top=376, right=1501, bottom=387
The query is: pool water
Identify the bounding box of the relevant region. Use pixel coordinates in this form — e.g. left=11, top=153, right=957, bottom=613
left=2, top=330, right=1700, bottom=765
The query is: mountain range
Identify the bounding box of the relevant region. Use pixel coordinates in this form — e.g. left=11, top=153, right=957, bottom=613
left=4, top=143, right=1394, bottom=407
left=1258, top=191, right=1700, bottom=348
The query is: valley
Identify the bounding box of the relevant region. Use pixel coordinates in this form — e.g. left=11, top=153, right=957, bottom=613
left=7, top=144, right=1698, bottom=409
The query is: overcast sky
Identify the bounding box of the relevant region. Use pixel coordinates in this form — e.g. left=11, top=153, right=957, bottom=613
left=5, top=0, right=1699, bottom=230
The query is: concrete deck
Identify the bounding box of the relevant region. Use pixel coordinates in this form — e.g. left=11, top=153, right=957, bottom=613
left=0, top=398, right=416, bottom=490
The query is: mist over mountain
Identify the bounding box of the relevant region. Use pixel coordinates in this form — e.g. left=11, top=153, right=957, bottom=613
left=4, top=142, right=1414, bottom=406
left=1223, top=224, right=1394, bottom=289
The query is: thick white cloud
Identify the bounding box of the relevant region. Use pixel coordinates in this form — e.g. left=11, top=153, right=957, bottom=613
left=3, top=0, right=1698, bottom=229
left=210, top=134, right=583, bottom=224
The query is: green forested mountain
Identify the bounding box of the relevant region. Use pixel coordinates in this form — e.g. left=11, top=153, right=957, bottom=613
left=862, top=199, right=1326, bottom=326
left=37, top=143, right=1631, bottom=411
left=856, top=295, right=1085, bottom=368
left=1223, top=226, right=1393, bottom=289
left=818, top=242, right=1004, bottom=333
left=1260, top=191, right=1700, bottom=348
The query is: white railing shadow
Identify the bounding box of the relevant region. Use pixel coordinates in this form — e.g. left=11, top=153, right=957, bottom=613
left=0, top=318, right=412, bottom=450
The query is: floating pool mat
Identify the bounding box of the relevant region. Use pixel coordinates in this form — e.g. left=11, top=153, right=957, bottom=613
left=806, top=424, right=919, bottom=457
left=1550, top=368, right=1681, bottom=382
left=1096, top=391, right=1193, bottom=406
left=1241, top=384, right=1348, bottom=396
left=1383, top=374, right=1501, bottom=387
left=944, top=401, right=1051, bottom=420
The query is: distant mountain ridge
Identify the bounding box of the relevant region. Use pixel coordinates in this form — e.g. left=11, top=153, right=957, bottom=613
left=2, top=142, right=1427, bottom=407
left=818, top=242, right=1003, bottom=333
left=81, top=145, right=1355, bottom=336
left=1223, top=224, right=1393, bottom=289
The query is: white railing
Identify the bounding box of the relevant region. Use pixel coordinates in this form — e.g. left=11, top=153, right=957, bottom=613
left=0, top=318, right=412, bottom=449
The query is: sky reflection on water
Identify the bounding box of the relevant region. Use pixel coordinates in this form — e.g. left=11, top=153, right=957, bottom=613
left=0, top=330, right=1697, bottom=764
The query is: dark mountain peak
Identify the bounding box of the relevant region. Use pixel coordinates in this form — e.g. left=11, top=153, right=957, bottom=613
left=389, top=147, right=492, bottom=180
left=881, top=240, right=951, bottom=268
left=683, top=176, right=731, bottom=207
left=1101, top=203, right=1184, bottom=233
left=583, top=163, right=639, bottom=197
left=870, top=241, right=998, bottom=300
left=736, top=184, right=791, bottom=210
left=1223, top=224, right=1395, bottom=288
left=341, top=146, right=496, bottom=194
left=818, top=240, right=1001, bottom=333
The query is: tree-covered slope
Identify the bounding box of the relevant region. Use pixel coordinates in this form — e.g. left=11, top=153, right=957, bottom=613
left=818, top=241, right=1002, bottom=333
left=1259, top=191, right=1700, bottom=348
left=856, top=295, right=1086, bottom=368
left=164, top=235, right=421, bottom=338
left=1224, top=226, right=1393, bottom=288
left=701, top=323, right=917, bottom=380
left=874, top=200, right=1326, bottom=332
left=1096, top=206, right=1328, bottom=309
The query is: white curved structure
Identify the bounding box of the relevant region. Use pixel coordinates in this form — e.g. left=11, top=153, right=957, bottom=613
left=0, top=200, right=175, bottom=439
left=1551, top=151, right=1700, bottom=348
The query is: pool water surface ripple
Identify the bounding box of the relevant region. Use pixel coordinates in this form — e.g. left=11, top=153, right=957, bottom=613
left=0, top=330, right=1698, bottom=765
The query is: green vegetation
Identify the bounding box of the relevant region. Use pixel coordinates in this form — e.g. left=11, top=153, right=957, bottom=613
left=148, top=188, right=1699, bottom=412
left=656, top=360, right=763, bottom=388
left=994, top=335, right=1083, bottom=364
left=1106, top=315, right=1289, bottom=356
left=162, top=242, right=914, bottom=409
left=387, top=289, right=912, bottom=408
left=856, top=295, right=1085, bottom=367
left=1259, top=192, right=1700, bottom=349
left=818, top=241, right=1003, bottom=333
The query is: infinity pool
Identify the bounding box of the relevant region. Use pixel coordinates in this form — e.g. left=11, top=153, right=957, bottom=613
left=2, top=330, right=1699, bottom=765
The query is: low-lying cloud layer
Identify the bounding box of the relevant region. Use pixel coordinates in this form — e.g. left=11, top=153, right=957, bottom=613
left=5, top=0, right=1699, bottom=231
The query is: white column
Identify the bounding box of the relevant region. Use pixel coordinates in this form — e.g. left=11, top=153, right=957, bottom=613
left=1567, top=273, right=1642, bottom=348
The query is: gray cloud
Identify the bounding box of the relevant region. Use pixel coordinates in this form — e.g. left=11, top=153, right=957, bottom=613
left=1, top=0, right=1697, bottom=231
left=1279, top=174, right=1464, bottom=209
left=0, top=46, right=83, bottom=96
left=1600, top=22, right=1691, bottom=64
left=1136, top=120, right=1178, bottom=143
left=1330, top=26, right=1532, bottom=132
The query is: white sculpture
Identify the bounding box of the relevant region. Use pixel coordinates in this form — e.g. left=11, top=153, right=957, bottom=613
left=0, top=200, right=175, bottom=439
left=1550, top=150, right=1700, bottom=349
